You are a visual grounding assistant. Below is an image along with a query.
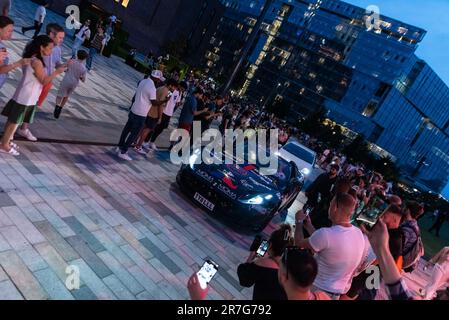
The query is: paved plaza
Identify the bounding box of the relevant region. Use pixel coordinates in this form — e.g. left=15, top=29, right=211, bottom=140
left=0, top=0, right=435, bottom=300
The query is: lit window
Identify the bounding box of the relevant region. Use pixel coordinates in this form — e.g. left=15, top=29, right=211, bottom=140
left=115, top=0, right=130, bottom=8
left=309, top=72, right=316, bottom=79
left=316, top=85, right=323, bottom=93
left=318, top=57, right=325, bottom=64
left=398, top=27, right=408, bottom=34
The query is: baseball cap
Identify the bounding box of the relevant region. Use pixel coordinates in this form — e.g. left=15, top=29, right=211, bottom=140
left=151, top=70, right=166, bottom=81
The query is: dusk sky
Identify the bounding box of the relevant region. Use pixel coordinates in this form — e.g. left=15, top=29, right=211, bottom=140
left=345, top=0, right=449, bottom=198
left=345, top=0, right=449, bottom=86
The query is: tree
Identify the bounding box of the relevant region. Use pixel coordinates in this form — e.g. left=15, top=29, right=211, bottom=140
left=298, top=108, right=326, bottom=136
left=373, top=156, right=400, bottom=182
left=267, top=97, right=289, bottom=118
left=163, top=35, right=188, bottom=59
left=343, top=135, right=371, bottom=164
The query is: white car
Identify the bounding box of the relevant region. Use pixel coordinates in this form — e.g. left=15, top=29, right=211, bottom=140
left=277, top=141, right=316, bottom=178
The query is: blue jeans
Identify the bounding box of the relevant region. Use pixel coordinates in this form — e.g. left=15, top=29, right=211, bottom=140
left=86, top=47, right=98, bottom=70
left=72, top=38, right=84, bottom=58
left=118, top=112, right=146, bottom=154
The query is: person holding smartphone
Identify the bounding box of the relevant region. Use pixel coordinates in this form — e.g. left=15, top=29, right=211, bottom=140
left=236, top=224, right=294, bottom=300
left=0, top=16, right=31, bottom=90
left=133, top=77, right=178, bottom=154
left=1, top=35, right=66, bottom=156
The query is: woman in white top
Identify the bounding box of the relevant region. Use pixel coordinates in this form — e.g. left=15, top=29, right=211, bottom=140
left=0, top=35, right=65, bottom=156
left=0, top=16, right=30, bottom=90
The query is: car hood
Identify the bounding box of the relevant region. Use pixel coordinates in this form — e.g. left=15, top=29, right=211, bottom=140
left=193, top=163, right=284, bottom=199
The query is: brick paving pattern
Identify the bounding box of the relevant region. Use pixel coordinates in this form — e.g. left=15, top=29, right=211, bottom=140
left=0, top=0, right=436, bottom=300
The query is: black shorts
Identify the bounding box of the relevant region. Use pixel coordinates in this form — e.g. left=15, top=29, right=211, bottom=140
left=145, top=116, right=158, bottom=130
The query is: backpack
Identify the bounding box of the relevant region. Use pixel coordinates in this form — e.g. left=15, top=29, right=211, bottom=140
left=402, top=223, right=424, bottom=273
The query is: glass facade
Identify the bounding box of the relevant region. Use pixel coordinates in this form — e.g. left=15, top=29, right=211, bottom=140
left=211, top=0, right=448, bottom=193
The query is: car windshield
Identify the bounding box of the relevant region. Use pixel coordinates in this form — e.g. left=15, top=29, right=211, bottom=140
left=202, top=141, right=293, bottom=186
left=234, top=143, right=292, bottom=187
left=282, top=143, right=315, bottom=164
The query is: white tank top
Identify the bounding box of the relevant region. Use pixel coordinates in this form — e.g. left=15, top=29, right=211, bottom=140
left=12, top=61, right=43, bottom=106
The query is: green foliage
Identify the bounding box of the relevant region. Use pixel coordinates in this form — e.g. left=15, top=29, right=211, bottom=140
left=163, top=36, right=188, bottom=59
left=267, top=98, right=289, bottom=118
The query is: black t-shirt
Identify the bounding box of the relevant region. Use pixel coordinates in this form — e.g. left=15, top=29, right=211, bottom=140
left=193, top=99, right=206, bottom=122
left=237, top=263, right=287, bottom=300
left=219, top=109, right=233, bottom=131
left=306, top=173, right=337, bottom=206
left=388, top=228, right=403, bottom=261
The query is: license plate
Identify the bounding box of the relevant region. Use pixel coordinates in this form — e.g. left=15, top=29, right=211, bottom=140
left=194, top=192, right=215, bottom=211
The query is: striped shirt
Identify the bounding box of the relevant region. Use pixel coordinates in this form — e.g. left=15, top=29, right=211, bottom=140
left=90, top=34, right=105, bottom=51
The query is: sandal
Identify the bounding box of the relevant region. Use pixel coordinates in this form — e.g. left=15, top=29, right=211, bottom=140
left=0, top=147, right=20, bottom=156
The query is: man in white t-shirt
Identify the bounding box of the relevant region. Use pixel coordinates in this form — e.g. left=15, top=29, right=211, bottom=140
left=72, top=19, right=91, bottom=58
left=147, top=81, right=187, bottom=149
left=22, top=1, right=48, bottom=39
left=295, top=193, right=369, bottom=298
left=116, top=70, right=167, bottom=161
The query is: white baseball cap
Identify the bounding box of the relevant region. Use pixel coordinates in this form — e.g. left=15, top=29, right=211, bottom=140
left=151, top=70, right=166, bottom=81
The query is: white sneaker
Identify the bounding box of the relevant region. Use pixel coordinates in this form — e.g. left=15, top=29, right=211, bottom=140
left=149, top=142, right=159, bottom=151
left=142, top=142, right=151, bottom=150
left=0, top=147, right=20, bottom=156
left=17, top=129, right=38, bottom=142
left=133, top=146, right=148, bottom=155
left=10, top=141, right=19, bottom=150
left=117, top=151, right=132, bottom=161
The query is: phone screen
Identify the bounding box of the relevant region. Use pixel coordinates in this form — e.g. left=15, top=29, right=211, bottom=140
left=256, top=240, right=269, bottom=257
left=356, top=207, right=382, bottom=230
left=197, top=260, right=219, bottom=289
left=304, top=205, right=313, bottom=217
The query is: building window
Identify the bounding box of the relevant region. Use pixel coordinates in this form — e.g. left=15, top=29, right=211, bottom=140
left=362, top=101, right=379, bottom=117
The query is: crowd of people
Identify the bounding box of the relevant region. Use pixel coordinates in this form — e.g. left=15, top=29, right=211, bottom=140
left=0, top=1, right=126, bottom=154
left=188, top=177, right=448, bottom=300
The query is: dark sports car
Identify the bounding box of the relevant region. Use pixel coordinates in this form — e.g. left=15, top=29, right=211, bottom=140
left=176, top=146, right=305, bottom=232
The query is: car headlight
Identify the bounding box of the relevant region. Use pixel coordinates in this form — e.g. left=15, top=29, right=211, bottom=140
left=301, top=168, right=311, bottom=176
left=239, top=194, right=274, bottom=205
left=189, top=150, right=201, bottom=169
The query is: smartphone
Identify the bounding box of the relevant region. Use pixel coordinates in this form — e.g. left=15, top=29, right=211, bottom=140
left=256, top=240, right=269, bottom=257
left=197, top=260, right=219, bottom=289
left=356, top=207, right=382, bottom=231
left=250, top=235, right=262, bottom=252
left=303, top=204, right=313, bottom=217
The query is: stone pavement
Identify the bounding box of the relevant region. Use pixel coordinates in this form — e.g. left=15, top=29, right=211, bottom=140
left=1, top=0, right=142, bottom=144
left=0, top=0, right=436, bottom=300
